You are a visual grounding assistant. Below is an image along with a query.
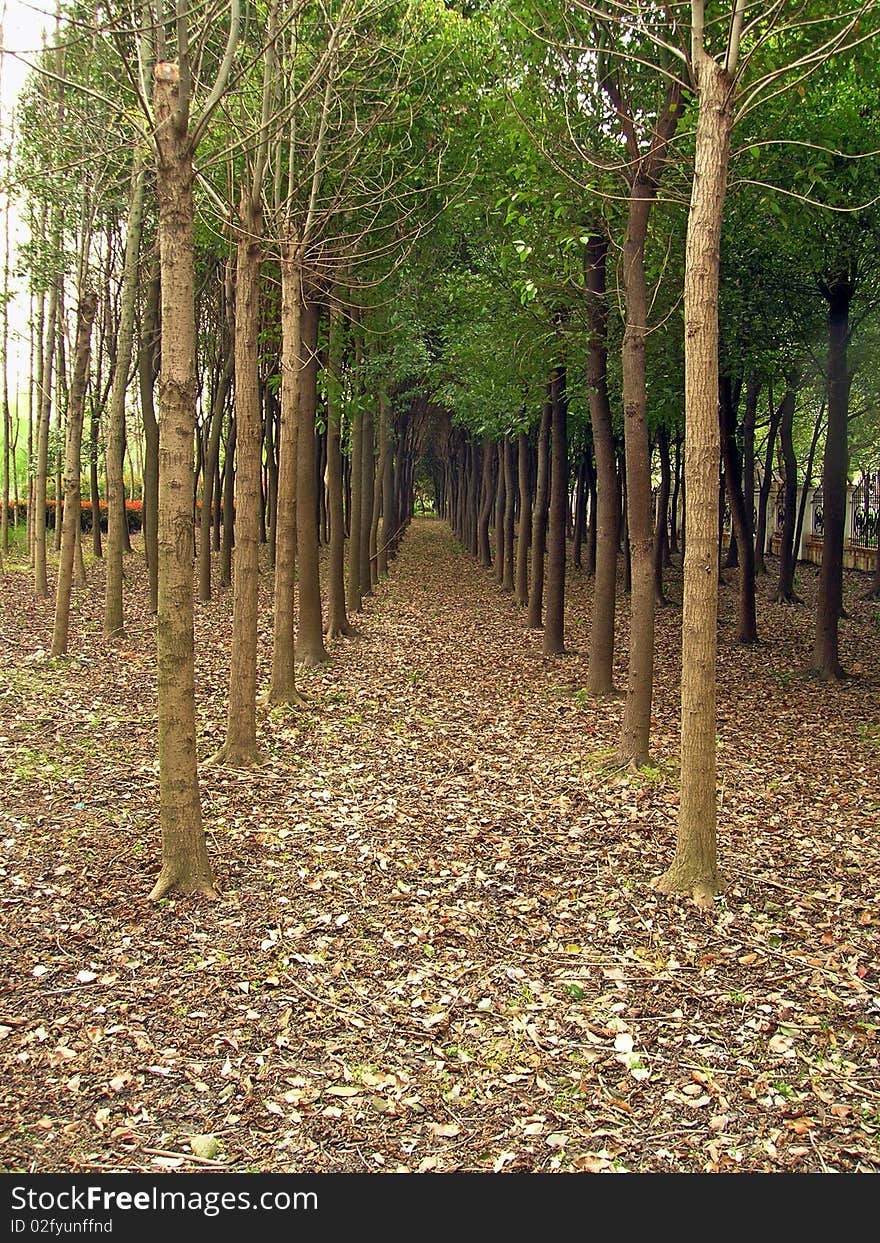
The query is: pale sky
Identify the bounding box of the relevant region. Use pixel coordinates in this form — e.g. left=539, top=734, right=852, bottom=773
left=2, top=1, right=52, bottom=384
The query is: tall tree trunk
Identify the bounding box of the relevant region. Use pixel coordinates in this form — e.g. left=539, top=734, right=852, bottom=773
left=198, top=339, right=233, bottom=602
left=295, top=294, right=327, bottom=664
left=267, top=240, right=304, bottom=701
left=527, top=404, right=550, bottom=629
left=347, top=401, right=363, bottom=613
left=139, top=257, right=160, bottom=613
left=326, top=303, right=354, bottom=638
left=585, top=233, right=618, bottom=695
left=51, top=292, right=97, bottom=654
left=774, top=378, right=800, bottom=604
left=477, top=436, right=493, bottom=569
left=214, top=200, right=264, bottom=765
left=813, top=277, right=854, bottom=679
left=149, top=62, right=216, bottom=900
left=494, top=439, right=506, bottom=585
left=220, top=416, right=235, bottom=588
left=755, top=385, right=786, bottom=575
left=653, top=426, right=671, bottom=606
left=793, top=400, right=825, bottom=572
left=359, top=395, right=374, bottom=597
left=502, top=434, right=515, bottom=592
left=379, top=418, right=395, bottom=578
left=742, top=378, right=759, bottom=551
left=618, top=185, right=656, bottom=765
left=657, top=45, right=732, bottom=906
left=572, top=455, right=586, bottom=570
left=369, top=391, right=386, bottom=588
left=720, top=375, right=758, bottom=643
left=34, top=277, right=59, bottom=598
left=543, top=369, right=567, bottom=656
left=104, top=160, right=146, bottom=637
left=515, top=430, right=531, bottom=605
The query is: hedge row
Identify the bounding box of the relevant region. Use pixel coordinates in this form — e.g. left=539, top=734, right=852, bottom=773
left=2, top=498, right=144, bottom=533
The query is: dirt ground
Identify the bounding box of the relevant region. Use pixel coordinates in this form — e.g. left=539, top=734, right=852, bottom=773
left=1, top=519, right=878, bottom=1173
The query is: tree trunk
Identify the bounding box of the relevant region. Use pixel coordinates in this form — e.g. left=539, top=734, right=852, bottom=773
left=774, top=379, right=800, bottom=604
left=359, top=395, right=374, bottom=598
left=104, top=161, right=146, bottom=637
left=494, top=439, right=506, bottom=585
left=618, top=184, right=656, bottom=766
left=34, top=278, right=59, bottom=598
left=369, top=391, right=386, bottom=588
left=267, top=239, right=304, bottom=701
left=502, top=434, right=516, bottom=593
left=515, top=430, right=531, bottom=605
left=51, top=291, right=97, bottom=655
left=214, top=200, right=264, bottom=765
left=755, top=385, right=785, bottom=575
left=220, top=416, right=235, bottom=588
left=543, top=369, right=567, bottom=656
left=657, top=50, right=731, bottom=907
left=585, top=233, right=618, bottom=695
left=295, top=294, right=327, bottom=663
left=720, top=375, right=758, bottom=643
left=527, top=403, right=551, bottom=628
left=139, top=258, right=160, bottom=613
left=198, top=339, right=233, bottom=602
left=793, top=400, right=825, bottom=571
left=347, top=401, right=363, bottom=613
left=477, top=436, right=493, bottom=569
left=149, top=63, right=216, bottom=900
left=813, top=278, right=853, bottom=679
left=572, top=455, right=586, bottom=570
left=653, top=425, right=671, bottom=606
left=326, top=303, right=354, bottom=638
left=379, top=417, right=395, bottom=577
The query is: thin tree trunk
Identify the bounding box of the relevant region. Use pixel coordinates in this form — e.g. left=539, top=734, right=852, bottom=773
left=51, top=291, right=97, bottom=654
left=295, top=294, right=327, bottom=664
left=347, top=397, right=363, bottom=613
left=502, top=434, right=515, bottom=593
left=477, top=436, right=493, bottom=569
left=326, top=302, right=354, bottom=638
left=267, top=239, right=304, bottom=701
left=494, top=439, right=506, bottom=585
left=793, top=400, right=825, bottom=570
left=214, top=199, right=264, bottom=765
left=720, top=375, right=758, bottom=643
left=653, top=426, right=671, bottom=606
left=220, top=416, right=235, bottom=588
left=585, top=233, right=618, bottom=695
left=755, top=384, right=786, bottom=575
left=813, top=278, right=853, bottom=679
left=139, top=258, right=160, bottom=612
left=774, top=378, right=800, bottom=604
left=34, top=278, right=59, bottom=598
left=515, top=430, right=531, bottom=605
left=543, top=369, right=567, bottom=655
left=104, top=160, right=146, bottom=637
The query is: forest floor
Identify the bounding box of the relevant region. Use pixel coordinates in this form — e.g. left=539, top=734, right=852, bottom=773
left=1, top=519, right=879, bottom=1174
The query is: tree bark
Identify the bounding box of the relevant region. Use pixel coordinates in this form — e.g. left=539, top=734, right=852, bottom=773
left=477, top=436, right=493, bottom=569
left=543, top=369, right=567, bottom=656
left=139, top=258, right=161, bottom=613
left=585, top=233, right=618, bottom=695
left=755, top=385, right=786, bottom=575
left=657, top=49, right=732, bottom=906
left=774, top=378, right=800, bottom=604
left=502, top=434, right=516, bottom=593
left=652, top=425, right=671, bottom=606
left=213, top=199, right=264, bottom=766
left=149, top=62, right=216, bottom=900
left=104, top=160, right=146, bottom=637
left=326, top=303, right=355, bottom=638
left=527, top=402, right=551, bottom=628
left=51, top=291, right=97, bottom=655
left=515, top=430, right=531, bottom=605
left=295, top=294, right=327, bottom=663
left=813, top=278, right=854, bottom=678
left=720, top=376, right=758, bottom=643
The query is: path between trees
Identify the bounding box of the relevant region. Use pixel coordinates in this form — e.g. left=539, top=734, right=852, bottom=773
left=1, top=519, right=879, bottom=1171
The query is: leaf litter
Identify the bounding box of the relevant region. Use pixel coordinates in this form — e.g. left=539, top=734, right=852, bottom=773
left=0, top=519, right=878, bottom=1174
